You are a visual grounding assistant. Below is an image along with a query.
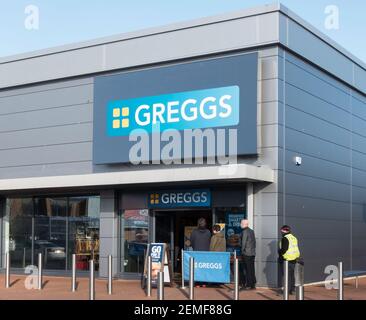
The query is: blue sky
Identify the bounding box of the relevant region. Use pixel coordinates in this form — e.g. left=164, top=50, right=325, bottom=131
left=1, top=0, right=365, bottom=62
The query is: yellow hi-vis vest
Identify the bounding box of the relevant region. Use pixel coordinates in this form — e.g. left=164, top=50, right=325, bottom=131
left=280, top=234, right=300, bottom=261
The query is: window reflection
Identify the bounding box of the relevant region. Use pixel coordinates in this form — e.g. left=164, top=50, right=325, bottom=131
left=3, top=196, right=100, bottom=272
left=5, top=198, right=33, bottom=268
left=68, top=196, right=100, bottom=271
left=122, top=209, right=148, bottom=273
left=34, top=198, right=67, bottom=270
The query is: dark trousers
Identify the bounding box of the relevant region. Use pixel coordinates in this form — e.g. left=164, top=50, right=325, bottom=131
left=240, top=255, right=256, bottom=288
left=280, top=260, right=296, bottom=293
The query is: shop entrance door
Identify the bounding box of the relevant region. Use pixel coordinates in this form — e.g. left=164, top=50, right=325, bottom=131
left=154, top=209, right=212, bottom=281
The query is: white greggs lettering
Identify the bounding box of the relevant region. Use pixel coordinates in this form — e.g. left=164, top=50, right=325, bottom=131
left=107, top=86, right=239, bottom=136
left=134, top=95, right=232, bottom=126
left=161, top=191, right=208, bottom=204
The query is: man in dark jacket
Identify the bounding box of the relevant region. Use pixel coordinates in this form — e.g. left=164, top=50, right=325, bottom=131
left=190, top=217, right=211, bottom=251
left=190, top=218, right=211, bottom=287
left=240, top=219, right=256, bottom=290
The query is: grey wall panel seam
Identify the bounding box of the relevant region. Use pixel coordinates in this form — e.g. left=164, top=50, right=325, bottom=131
left=352, top=93, right=366, bottom=105
left=0, top=140, right=93, bottom=152
left=0, top=121, right=93, bottom=134
left=0, top=160, right=91, bottom=169
left=285, top=57, right=355, bottom=96
left=284, top=148, right=358, bottom=169
left=285, top=103, right=353, bottom=132
left=0, top=8, right=281, bottom=65
left=285, top=82, right=351, bottom=113
left=0, top=82, right=93, bottom=99
left=279, top=45, right=366, bottom=96
left=284, top=126, right=351, bottom=150
left=278, top=192, right=354, bottom=205
left=284, top=170, right=351, bottom=187
left=0, top=102, right=93, bottom=117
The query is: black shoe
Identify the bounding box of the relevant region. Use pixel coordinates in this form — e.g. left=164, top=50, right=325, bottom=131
left=244, top=286, right=256, bottom=290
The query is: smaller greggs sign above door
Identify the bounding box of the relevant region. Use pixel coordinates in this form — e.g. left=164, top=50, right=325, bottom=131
left=149, top=189, right=211, bottom=208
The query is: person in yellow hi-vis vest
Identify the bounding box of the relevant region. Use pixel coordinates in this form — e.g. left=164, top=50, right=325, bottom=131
left=278, top=225, right=300, bottom=295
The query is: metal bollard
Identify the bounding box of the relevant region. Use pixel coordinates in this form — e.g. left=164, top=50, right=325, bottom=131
left=189, top=257, right=194, bottom=300
left=89, top=260, right=95, bottom=300
left=5, top=252, right=10, bottom=289
left=283, top=260, right=289, bottom=300
left=108, top=255, right=113, bottom=295
left=38, top=253, right=43, bottom=290
left=23, top=248, right=26, bottom=268
left=181, top=249, right=185, bottom=289
left=338, top=261, right=344, bottom=300
left=234, top=258, right=239, bottom=300
left=147, top=256, right=152, bottom=297
left=296, top=285, right=304, bottom=300
left=71, top=254, right=76, bottom=292
left=157, top=271, right=164, bottom=300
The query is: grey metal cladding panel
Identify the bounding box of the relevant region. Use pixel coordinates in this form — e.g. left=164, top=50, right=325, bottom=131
left=254, top=215, right=278, bottom=238
left=292, top=239, right=350, bottom=270
left=258, top=54, right=281, bottom=81
left=285, top=60, right=350, bottom=112
left=285, top=51, right=351, bottom=95
left=352, top=151, right=366, bottom=172
left=0, top=142, right=92, bottom=168
left=285, top=128, right=350, bottom=167
left=0, top=103, right=92, bottom=132
left=261, top=102, right=279, bottom=125
left=286, top=84, right=351, bottom=129
left=285, top=106, right=351, bottom=148
left=0, top=161, right=92, bottom=179
left=285, top=18, right=355, bottom=89
left=354, top=64, right=366, bottom=93
left=257, top=238, right=280, bottom=263
left=352, top=132, right=366, bottom=153
left=284, top=171, right=351, bottom=202
left=261, top=124, right=279, bottom=148
left=284, top=150, right=351, bottom=185
left=0, top=76, right=92, bottom=96
left=284, top=193, right=350, bottom=221
left=353, top=185, right=366, bottom=204
left=260, top=78, right=280, bottom=103
left=0, top=82, right=93, bottom=114
left=352, top=117, right=366, bottom=138
left=256, top=147, right=278, bottom=170
left=254, top=192, right=279, bottom=216
left=352, top=96, right=366, bottom=120
left=286, top=217, right=351, bottom=242
left=352, top=204, right=366, bottom=222
left=0, top=123, right=92, bottom=150
left=0, top=12, right=280, bottom=89
left=105, top=13, right=279, bottom=70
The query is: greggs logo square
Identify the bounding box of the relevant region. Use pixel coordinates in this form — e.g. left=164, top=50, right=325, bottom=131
left=107, top=86, right=239, bottom=136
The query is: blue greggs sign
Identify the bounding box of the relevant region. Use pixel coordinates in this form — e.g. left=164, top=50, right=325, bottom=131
left=107, top=86, right=239, bottom=136
left=93, top=52, right=258, bottom=164
left=148, top=189, right=211, bottom=208
left=183, top=251, right=231, bottom=283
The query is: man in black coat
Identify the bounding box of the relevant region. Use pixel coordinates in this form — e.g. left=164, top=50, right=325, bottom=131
left=190, top=217, right=211, bottom=251
left=189, top=217, right=211, bottom=287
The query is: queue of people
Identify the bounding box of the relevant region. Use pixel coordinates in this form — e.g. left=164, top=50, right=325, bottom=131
left=189, top=217, right=257, bottom=290
left=189, top=217, right=301, bottom=293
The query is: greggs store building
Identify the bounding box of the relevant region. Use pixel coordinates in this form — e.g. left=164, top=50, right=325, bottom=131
left=0, top=4, right=365, bottom=287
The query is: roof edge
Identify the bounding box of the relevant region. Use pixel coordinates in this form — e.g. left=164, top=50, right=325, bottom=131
left=0, top=2, right=280, bottom=64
